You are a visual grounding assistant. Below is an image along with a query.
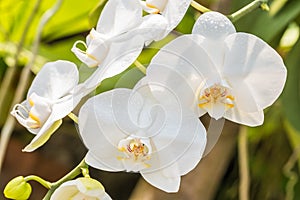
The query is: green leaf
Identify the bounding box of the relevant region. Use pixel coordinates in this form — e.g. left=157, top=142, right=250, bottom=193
left=285, top=120, right=300, bottom=171
left=232, top=0, right=300, bottom=43
left=42, top=0, right=101, bottom=42
left=282, top=38, right=300, bottom=132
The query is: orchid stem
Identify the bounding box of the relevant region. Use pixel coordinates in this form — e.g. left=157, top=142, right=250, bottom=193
left=238, top=126, right=250, bottom=200
left=42, top=158, right=88, bottom=200
left=24, top=175, right=52, bottom=189
left=134, top=60, right=146, bottom=75
left=190, top=1, right=211, bottom=13
left=228, top=0, right=270, bottom=23
left=68, top=113, right=79, bottom=124
left=81, top=166, right=90, bottom=178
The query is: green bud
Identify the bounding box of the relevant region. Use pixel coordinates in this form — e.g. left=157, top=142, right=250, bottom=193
left=4, top=176, right=32, bottom=200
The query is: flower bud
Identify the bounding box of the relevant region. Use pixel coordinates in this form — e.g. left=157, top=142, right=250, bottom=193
left=4, top=176, right=32, bottom=200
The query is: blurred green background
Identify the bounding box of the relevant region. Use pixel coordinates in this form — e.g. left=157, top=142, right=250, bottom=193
left=1, top=0, right=300, bottom=199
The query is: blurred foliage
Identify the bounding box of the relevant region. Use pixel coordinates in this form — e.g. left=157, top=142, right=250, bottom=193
left=1, top=0, right=300, bottom=199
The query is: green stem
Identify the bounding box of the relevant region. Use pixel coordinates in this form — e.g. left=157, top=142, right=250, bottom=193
left=134, top=60, right=146, bottom=75
left=228, top=0, right=269, bottom=23
left=42, top=159, right=88, bottom=200
left=68, top=113, right=79, bottom=124
left=24, top=175, right=52, bottom=189
left=81, top=166, right=90, bottom=178
left=190, top=1, right=211, bottom=13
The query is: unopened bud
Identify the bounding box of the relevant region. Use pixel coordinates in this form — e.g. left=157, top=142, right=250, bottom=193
left=4, top=176, right=32, bottom=200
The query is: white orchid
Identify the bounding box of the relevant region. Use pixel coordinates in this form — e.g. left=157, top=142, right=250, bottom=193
left=50, top=177, right=112, bottom=200
left=11, top=60, right=82, bottom=152
left=78, top=83, right=206, bottom=192
left=140, top=0, right=193, bottom=40
left=144, top=11, right=287, bottom=127
left=71, top=0, right=168, bottom=91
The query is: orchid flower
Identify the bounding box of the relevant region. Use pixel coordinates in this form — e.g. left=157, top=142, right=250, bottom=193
left=144, top=11, right=287, bottom=127
left=11, top=60, right=82, bottom=152
left=50, top=177, right=112, bottom=200
left=140, top=0, right=193, bottom=40
left=78, top=82, right=206, bottom=192
left=71, top=0, right=167, bottom=91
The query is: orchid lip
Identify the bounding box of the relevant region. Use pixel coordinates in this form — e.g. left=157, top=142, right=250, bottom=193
left=198, top=83, right=235, bottom=110
left=11, top=93, right=52, bottom=130
left=117, top=136, right=152, bottom=171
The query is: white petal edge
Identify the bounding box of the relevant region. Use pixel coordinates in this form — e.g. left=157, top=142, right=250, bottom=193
left=141, top=168, right=180, bottom=193
left=96, top=0, right=142, bottom=36
left=148, top=34, right=219, bottom=91
left=192, top=11, right=236, bottom=40
left=162, top=0, right=192, bottom=38
left=223, top=32, right=287, bottom=109
left=83, top=35, right=144, bottom=90
left=28, top=60, right=79, bottom=101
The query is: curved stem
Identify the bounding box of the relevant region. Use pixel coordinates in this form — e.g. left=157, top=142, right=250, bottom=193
left=238, top=126, right=250, bottom=200
left=134, top=60, right=146, bottom=75
left=228, top=0, right=270, bottom=22
left=68, top=113, right=79, bottom=124
left=24, top=175, right=52, bottom=189
left=81, top=166, right=90, bottom=178
left=42, top=159, right=88, bottom=200
left=190, top=1, right=211, bottom=13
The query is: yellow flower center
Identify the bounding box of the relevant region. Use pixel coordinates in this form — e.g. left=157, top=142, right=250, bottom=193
left=120, top=138, right=150, bottom=160
left=118, top=137, right=151, bottom=169
left=198, top=84, right=235, bottom=109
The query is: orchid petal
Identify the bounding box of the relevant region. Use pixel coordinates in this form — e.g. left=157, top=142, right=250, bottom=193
left=206, top=102, right=227, bottom=120
left=141, top=167, right=180, bottom=193
left=143, top=112, right=206, bottom=174
left=78, top=90, right=138, bottom=171
left=86, top=151, right=123, bottom=172
left=163, top=0, right=192, bottom=35
left=71, top=30, right=109, bottom=68
left=134, top=14, right=168, bottom=44
left=96, top=0, right=142, bottom=36
left=83, top=35, right=144, bottom=90
left=23, top=94, right=82, bottom=151
left=223, top=33, right=287, bottom=109
left=27, top=60, right=79, bottom=100
left=192, top=12, right=235, bottom=67
left=192, top=11, right=236, bottom=40
left=225, top=108, right=264, bottom=127
left=23, top=119, right=62, bottom=152
left=50, top=178, right=111, bottom=200
left=148, top=34, right=218, bottom=88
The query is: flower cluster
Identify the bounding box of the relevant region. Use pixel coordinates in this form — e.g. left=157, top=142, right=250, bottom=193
left=8, top=0, right=287, bottom=198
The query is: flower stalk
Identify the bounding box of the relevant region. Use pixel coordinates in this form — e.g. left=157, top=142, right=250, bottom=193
left=228, top=0, right=270, bottom=22
left=42, top=158, right=88, bottom=200
left=24, top=175, right=52, bottom=189
left=68, top=113, right=79, bottom=124
left=190, top=1, right=211, bottom=13
left=134, top=60, right=147, bottom=75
